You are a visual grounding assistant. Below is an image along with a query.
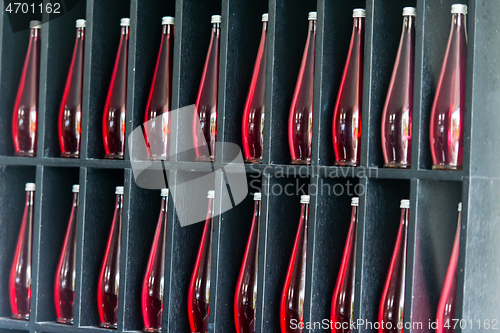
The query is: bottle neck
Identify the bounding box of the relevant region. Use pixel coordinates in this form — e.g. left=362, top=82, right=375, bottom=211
left=76, top=27, right=85, bottom=40
left=25, top=190, right=35, bottom=206
left=72, top=192, right=79, bottom=206
left=162, top=24, right=174, bottom=35
left=351, top=205, right=358, bottom=221
left=308, top=19, right=317, bottom=34
left=262, top=21, right=268, bottom=33
left=161, top=195, right=168, bottom=213
left=401, top=207, right=410, bottom=223
left=30, top=27, right=40, bottom=39
left=253, top=199, right=261, bottom=218
left=115, top=193, right=124, bottom=209
left=353, top=16, right=364, bottom=32
left=403, top=15, right=415, bottom=31
left=121, top=26, right=129, bottom=36
left=452, top=12, right=466, bottom=29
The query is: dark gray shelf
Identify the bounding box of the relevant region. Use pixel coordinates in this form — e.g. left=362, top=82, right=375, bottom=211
left=0, top=0, right=498, bottom=333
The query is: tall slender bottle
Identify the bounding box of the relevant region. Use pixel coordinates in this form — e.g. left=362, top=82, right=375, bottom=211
left=381, top=8, right=415, bottom=169
left=192, top=15, right=221, bottom=162
left=58, top=19, right=85, bottom=158
left=241, top=14, right=268, bottom=164
left=280, top=195, right=310, bottom=333
left=9, top=182, right=36, bottom=320
left=330, top=197, right=358, bottom=333
left=12, top=21, right=41, bottom=157
left=234, top=192, right=262, bottom=333
left=332, top=9, right=365, bottom=167
left=378, top=199, right=410, bottom=333
left=103, top=18, right=130, bottom=159
left=144, top=17, right=175, bottom=161
left=436, top=203, right=461, bottom=333
left=288, top=12, right=317, bottom=165
left=429, top=5, right=467, bottom=170
left=141, top=188, right=169, bottom=332
left=187, top=190, right=214, bottom=333
left=97, top=186, right=124, bottom=329
left=54, top=184, right=80, bottom=324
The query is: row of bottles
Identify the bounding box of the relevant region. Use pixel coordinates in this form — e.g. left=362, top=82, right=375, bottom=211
left=7, top=183, right=462, bottom=333
left=11, top=5, right=466, bottom=171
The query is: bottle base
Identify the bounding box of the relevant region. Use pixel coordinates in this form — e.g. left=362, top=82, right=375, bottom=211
left=384, top=163, right=411, bottom=169
left=61, top=152, right=80, bottom=158
left=100, top=322, right=118, bottom=329
left=148, top=155, right=169, bottom=161
left=195, top=156, right=215, bottom=162
left=290, top=159, right=311, bottom=165
left=11, top=314, right=29, bottom=320
left=244, top=158, right=262, bottom=164
left=56, top=317, right=74, bottom=325
left=104, top=153, right=124, bottom=160
left=432, top=164, right=462, bottom=171
left=14, top=151, right=35, bottom=157
left=334, top=160, right=359, bottom=167
left=144, top=326, right=161, bottom=333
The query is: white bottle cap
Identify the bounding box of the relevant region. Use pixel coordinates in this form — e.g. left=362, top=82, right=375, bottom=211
left=115, top=186, right=124, bottom=195
left=161, top=188, right=169, bottom=197
left=300, top=195, right=310, bottom=204
left=353, top=9, right=366, bottom=18
left=211, top=15, right=222, bottom=24
left=207, top=190, right=215, bottom=199
left=403, top=7, right=416, bottom=16
left=458, top=202, right=462, bottom=212
left=254, top=192, right=262, bottom=201
left=400, top=199, right=410, bottom=209
left=120, top=18, right=131, bottom=27
left=162, top=16, right=175, bottom=25
left=351, top=197, right=359, bottom=207
left=308, top=11, right=317, bottom=20
left=262, top=13, right=269, bottom=22
left=30, top=20, right=42, bottom=29
left=451, top=4, right=467, bottom=14
left=72, top=184, right=80, bottom=193
left=76, top=19, right=86, bottom=28
left=25, top=182, right=36, bottom=191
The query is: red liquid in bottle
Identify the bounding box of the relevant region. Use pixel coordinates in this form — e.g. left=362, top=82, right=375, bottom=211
left=288, top=12, right=316, bottom=165
left=141, top=188, right=169, bottom=332
left=58, top=20, right=85, bottom=158
left=234, top=192, right=261, bottom=333
left=429, top=5, right=467, bottom=170
left=12, top=21, right=41, bottom=157
left=378, top=200, right=409, bottom=333
left=280, top=195, right=310, bottom=333
left=381, top=8, right=415, bottom=169
left=103, top=18, right=129, bottom=160
left=192, top=16, right=221, bottom=162
left=97, top=186, right=124, bottom=329
left=436, top=203, right=461, bottom=333
left=332, top=9, right=365, bottom=167
left=144, top=17, right=174, bottom=161
left=187, top=190, right=214, bottom=333
left=54, top=185, right=80, bottom=324
left=242, top=14, right=268, bottom=164
left=330, top=197, right=358, bottom=333
left=9, top=183, right=36, bottom=320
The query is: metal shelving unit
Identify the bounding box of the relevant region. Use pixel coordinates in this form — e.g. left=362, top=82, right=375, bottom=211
left=0, top=0, right=498, bottom=333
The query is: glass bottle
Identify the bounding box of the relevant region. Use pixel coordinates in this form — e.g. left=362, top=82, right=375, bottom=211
left=9, top=182, right=36, bottom=320
left=288, top=12, right=317, bottom=165
left=141, top=188, right=169, bottom=332
left=54, top=184, right=80, bottom=324
left=192, top=15, right=221, bottom=162
left=58, top=19, right=85, bottom=158
left=144, top=17, right=175, bottom=161
left=436, top=203, right=461, bottom=333
left=241, top=14, right=268, bottom=164
left=378, top=199, right=410, bottom=333
left=12, top=21, right=41, bottom=157
left=429, top=5, right=467, bottom=170
left=381, top=8, right=415, bottom=169
left=280, top=195, right=310, bottom=333
left=97, top=186, right=124, bottom=329
left=332, top=9, right=365, bottom=167
left=234, top=192, right=262, bottom=333
left=330, top=197, right=358, bottom=333
left=187, top=190, right=215, bottom=333
left=103, top=18, right=130, bottom=160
